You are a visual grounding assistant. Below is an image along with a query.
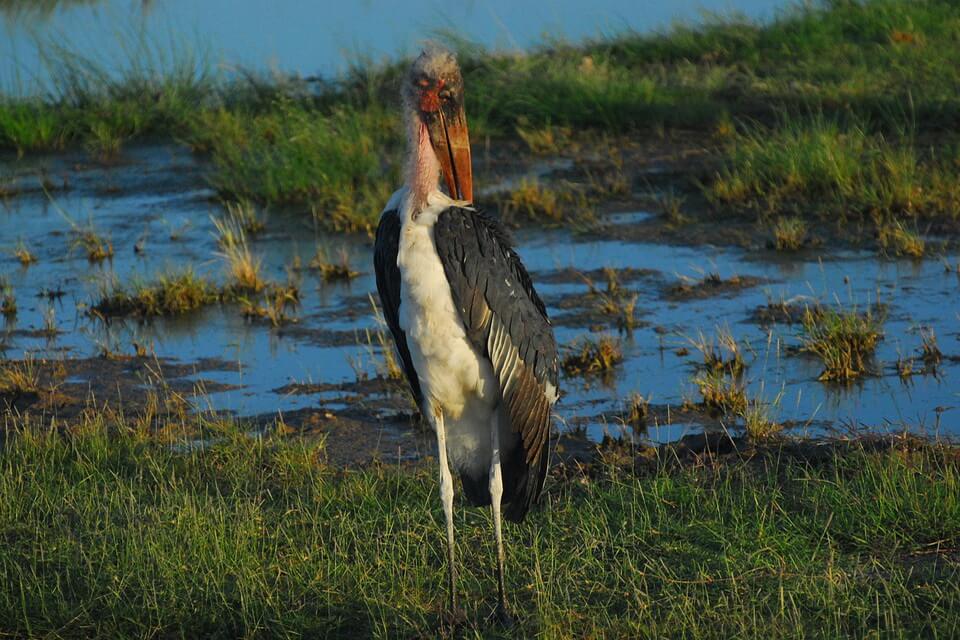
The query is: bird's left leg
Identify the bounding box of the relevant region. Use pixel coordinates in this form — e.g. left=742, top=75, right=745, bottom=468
left=489, top=412, right=513, bottom=627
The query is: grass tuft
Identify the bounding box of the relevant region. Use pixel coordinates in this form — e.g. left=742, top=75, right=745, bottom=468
left=771, top=216, right=808, bottom=250
left=239, top=284, right=300, bottom=327
left=562, top=335, right=623, bottom=377
left=689, top=327, right=745, bottom=377
left=0, top=357, right=40, bottom=399
left=213, top=218, right=265, bottom=294
left=71, top=226, right=114, bottom=263
left=0, top=278, right=15, bottom=318
left=919, top=327, right=943, bottom=373
left=587, top=267, right=640, bottom=333
left=879, top=220, right=925, bottom=257
left=499, top=178, right=562, bottom=222
left=310, top=247, right=360, bottom=282
left=12, top=239, right=38, bottom=266
left=694, top=368, right=747, bottom=415
left=222, top=199, right=266, bottom=236
left=93, top=269, right=217, bottom=318
left=799, top=304, right=884, bottom=382
left=625, top=392, right=650, bottom=426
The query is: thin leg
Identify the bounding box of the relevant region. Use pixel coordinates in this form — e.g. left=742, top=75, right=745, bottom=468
left=433, top=407, right=458, bottom=615
left=489, top=416, right=513, bottom=626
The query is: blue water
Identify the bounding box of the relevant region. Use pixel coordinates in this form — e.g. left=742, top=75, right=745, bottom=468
left=1, top=0, right=789, bottom=93
left=2, top=146, right=958, bottom=445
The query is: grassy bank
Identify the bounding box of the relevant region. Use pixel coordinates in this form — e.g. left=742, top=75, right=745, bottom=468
left=0, top=416, right=957, bottom=638
left=4, top=1, right=960, bottom=232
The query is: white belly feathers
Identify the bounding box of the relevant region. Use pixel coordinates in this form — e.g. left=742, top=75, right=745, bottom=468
left=395, top=190, right=498, bottom=470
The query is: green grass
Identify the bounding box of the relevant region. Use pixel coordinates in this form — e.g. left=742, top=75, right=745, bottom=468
left=0, top=417, right=958, bottom=637
left=201, top=105, right=401, bottom=233
left=706, top=115, right=960, bottom=223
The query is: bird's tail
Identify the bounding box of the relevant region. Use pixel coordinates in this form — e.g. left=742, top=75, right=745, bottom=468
left=502, top=443, right=548, bottom=523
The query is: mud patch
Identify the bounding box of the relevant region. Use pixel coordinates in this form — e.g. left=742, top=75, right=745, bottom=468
left=664, top=273, right=769, bottom=301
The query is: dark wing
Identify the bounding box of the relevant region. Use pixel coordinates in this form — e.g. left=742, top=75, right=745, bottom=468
left=374, top=207, right=424, bottom=413
left=434, top=206, right=558, bottom=522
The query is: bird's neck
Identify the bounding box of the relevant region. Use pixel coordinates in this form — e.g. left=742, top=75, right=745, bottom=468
left=406, top=119, right=440, bottom=210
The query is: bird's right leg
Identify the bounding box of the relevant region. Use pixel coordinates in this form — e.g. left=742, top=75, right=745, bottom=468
left=432, top=405, right=459, bottom=615
left=489, top=412, right=514, bottom=627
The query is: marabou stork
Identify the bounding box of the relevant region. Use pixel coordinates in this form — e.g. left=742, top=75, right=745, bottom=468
left=373, top=48, right=558, bottom=623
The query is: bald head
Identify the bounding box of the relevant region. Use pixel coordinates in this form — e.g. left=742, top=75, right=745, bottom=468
left=402, top=46, right=473, bottom=203
left=403, top=47, right=465, bottom=115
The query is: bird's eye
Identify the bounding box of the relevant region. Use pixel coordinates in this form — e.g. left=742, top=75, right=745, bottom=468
left=417, top=78, right=430, bottom=88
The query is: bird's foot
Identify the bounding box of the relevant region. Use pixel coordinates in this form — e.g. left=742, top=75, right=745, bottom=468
left=439, top=606, right=467, bottom=637
left=492, top=602, right=515, bottom=629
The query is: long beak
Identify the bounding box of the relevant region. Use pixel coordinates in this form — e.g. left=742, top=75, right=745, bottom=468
left=427, top=102, right=473, bottom=202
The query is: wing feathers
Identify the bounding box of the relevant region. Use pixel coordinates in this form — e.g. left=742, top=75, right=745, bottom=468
left=434, top=206, right=558, bottom=520
left=374, top=208, right=424, bottom=412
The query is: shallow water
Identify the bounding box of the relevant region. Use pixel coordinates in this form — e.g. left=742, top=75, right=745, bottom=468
left=2, top=147, right=958, bottom=445
left=1, top=0, right=789, bottom=92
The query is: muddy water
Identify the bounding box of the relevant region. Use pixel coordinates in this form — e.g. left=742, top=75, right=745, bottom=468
left=2, top=146, right=958, bottom=445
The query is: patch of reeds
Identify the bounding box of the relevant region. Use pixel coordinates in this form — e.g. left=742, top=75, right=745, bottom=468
left=205, top=105, right=400, bottom=233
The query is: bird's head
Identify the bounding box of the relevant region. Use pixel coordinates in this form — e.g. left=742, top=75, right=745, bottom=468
left=403, top=47, right=473, bottom=202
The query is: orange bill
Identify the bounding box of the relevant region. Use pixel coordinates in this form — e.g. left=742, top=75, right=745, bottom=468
left=428, top=101, right=473, bottom=202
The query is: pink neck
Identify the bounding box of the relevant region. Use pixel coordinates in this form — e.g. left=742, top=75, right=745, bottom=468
left=407, top=120, right=440, bottom=209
